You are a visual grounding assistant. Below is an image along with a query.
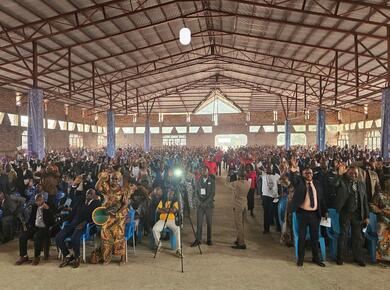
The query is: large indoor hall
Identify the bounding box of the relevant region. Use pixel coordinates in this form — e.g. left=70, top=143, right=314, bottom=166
left=0, top=1, right=389, bottom=290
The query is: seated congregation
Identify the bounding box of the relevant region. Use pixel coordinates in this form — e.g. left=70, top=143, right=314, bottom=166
left=0, top=145, right=389, bottom=268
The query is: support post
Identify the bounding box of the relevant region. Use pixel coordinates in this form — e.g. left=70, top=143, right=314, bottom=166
left=27, top=88, right=45, bottom=160
left=106, top=109, right=116, bottom=158
left=285, top=119, right=291, bottom=150
left=381, top=88, right=390, bottom=161
left=316, top=108, right=326, bottom=152
left=144, top=102, right=151, bottom=152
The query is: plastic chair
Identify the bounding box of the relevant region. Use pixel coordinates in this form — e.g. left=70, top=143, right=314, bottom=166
left=278, top=196, right=288, bottom=227
left=292, top=212, right=326, bottom=262
left=124, top=208, right=136, bottom=262
left=365, top=212, right=378, bottom=263
left=58, top=221, right=96, bottom=263
left=326, top=208, right=340, bottom=260
left=153, top=211, right=176, bottom=250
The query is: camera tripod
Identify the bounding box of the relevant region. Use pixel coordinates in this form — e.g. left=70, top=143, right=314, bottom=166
left=153, top=184, right=202, bottom=273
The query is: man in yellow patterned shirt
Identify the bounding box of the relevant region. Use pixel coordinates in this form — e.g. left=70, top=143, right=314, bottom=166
left=152, top=189, right=182, bottom=257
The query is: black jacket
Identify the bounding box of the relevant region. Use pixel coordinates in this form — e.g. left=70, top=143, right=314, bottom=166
left=194, top=176, right=215, bottom=209
left=68, top=198, right=101, bottom=227
left=28, top=205, right=55, bottom=228
left=0, top=173, right=11, bottom=195
left=289, top=172, right=327, bottom=218
left=333, top=175, right=369, bottom=220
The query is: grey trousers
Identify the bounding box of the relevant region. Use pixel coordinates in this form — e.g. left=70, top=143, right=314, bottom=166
left=196, top=207, right=213, bottom=242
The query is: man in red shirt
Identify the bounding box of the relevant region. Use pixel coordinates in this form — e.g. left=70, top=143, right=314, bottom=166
left=204, top=155, right=217, bottom=178
left=214, top=150, right=223, bottom=176
left=246, top=164, right=257, bottom=216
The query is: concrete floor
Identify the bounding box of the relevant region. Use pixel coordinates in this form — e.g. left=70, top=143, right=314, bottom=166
left=0, top=174, right=389, bottom=290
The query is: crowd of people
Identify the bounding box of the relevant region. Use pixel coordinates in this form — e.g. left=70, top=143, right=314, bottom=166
left=0, top=144, right=389, bottom=268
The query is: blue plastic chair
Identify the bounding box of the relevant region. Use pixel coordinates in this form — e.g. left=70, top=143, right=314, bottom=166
left=278, top=196, right=288, bottom=227
left=58, top=221, right=96, bottom=262
left=292, top=212, right=326, bottom=262
left=125, top=208, right=136, bottom=262
left=326, top=208, right=340, bottom=260
left=365, top=212, right=378, bottom=263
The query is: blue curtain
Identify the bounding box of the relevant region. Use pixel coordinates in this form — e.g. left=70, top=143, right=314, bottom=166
left=381, top=88, right=390, bottom=161
left=144, top=116, right=151, bottom=152
left=285, top=119, right=291, bottom=150
left=106, top=109, right=116, bottom=158
left=27, top=88, right=45, bottom=160
left=316, top=108, right=326, bottom=152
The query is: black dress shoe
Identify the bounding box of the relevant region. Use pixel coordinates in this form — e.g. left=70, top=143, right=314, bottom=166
left=354, top=260, right=366, bottom=267
left=190, top=240, right=201, bottom=247
left=336, top=259, right=343, bottom=265
left=297, top=261, right=303, bottom=267
left=314, top=261, right=326, bottom=267
left=262, top=230, right=270, bottom=234
left=59, top=256, right=74, bottom=268
left=207, top=240, right=213, bottom=246
left=72, top=258, right=80, bottom=269
left=233, top=240, right=239, bottom=245
left=231, top=244, right=246, bottom=250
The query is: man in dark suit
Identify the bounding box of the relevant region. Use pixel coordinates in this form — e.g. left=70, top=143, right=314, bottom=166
left=313, top=156, right=337, bottom=208
left=0, top=167, right=11, bottom=195
left=55, top=188, right=101, bottom=268
left=191, top=167, right=215, bottom=247
left=0, top=191, right=18, bottom=243
left=15, top=162, right=33, bottom=197
left=15, top=193, right=54, bottom=266
left=334, top=165, right=369, bottom=267
left=289, top=164, right=328, bottom=267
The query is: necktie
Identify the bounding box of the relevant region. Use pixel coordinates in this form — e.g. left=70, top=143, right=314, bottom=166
left=307, top=182, right=315, bottom=208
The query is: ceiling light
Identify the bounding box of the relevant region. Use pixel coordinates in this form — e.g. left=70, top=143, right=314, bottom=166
left=179, top=27, right=191, bottom=45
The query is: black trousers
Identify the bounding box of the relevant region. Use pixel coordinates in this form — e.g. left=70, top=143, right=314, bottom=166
left=247, top=188, right=255, bottom=211
left=1, top=215, right=15, bottom=242
left=296, top=209, right=320, bottom=263
left=196, top=207, right=213, bottom=242
left=19, top=226, right=49, bottom=257
left=262, top=196, right=274, bottom=232
left=55, top=224, right=83, bottom=258
left=216, top=162, right=222, bottom=176
left=337, top=212, right=364, bottom=263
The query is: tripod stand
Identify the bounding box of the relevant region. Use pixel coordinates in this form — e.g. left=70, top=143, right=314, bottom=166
left=152, top=184, right=202, bottom=273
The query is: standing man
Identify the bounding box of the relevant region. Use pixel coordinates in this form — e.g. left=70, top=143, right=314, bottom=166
left=191, top=167, right=215, bottom=247
left=260, top=163, right=280, bottom=234
left=334, top=165, right=369, bottom=267
left=290, top=164, right=328, bottom=267
left=229, top=169, right=251, bottom=249
left=0, top=191, right=17, bottom=243
left=246, top=164, right=257, bottom=216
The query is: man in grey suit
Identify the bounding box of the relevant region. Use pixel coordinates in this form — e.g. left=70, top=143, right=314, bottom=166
left=334, top=165, right=369, bottom=267
left=191, top=167, right=215, bottom=247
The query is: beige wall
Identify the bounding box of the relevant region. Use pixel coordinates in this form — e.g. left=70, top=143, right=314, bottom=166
left=0, top=89, right=382, bottom=155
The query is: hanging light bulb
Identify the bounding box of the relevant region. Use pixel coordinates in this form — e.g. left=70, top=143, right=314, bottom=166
left=179, top=27, right=191, bottom=45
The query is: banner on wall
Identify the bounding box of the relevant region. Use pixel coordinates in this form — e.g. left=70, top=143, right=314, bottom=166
left=27, top=88, right=45, bottom=160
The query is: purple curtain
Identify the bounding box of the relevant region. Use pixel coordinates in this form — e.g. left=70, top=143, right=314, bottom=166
left=316, top=108, right=326, bottom=152
left=381, top=88, right=390, bottom=161
left=106, top=109, right=115, bottom=158
left=27, top=88, right=45, bottom=160
left=285, top=119, right=291, bottom=150
left=144, top=116, right=151, bottom=152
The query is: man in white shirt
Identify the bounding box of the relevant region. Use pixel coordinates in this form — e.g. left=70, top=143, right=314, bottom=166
left=260, top=164, right=280, bottom=234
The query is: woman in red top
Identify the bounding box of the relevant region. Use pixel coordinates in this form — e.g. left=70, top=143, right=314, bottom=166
left=204, top=156, right=217, bottom=177
left=246, top=164, right=257, bottom=216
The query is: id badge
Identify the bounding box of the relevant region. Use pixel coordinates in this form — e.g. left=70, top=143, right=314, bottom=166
left=200, top=188, right=206, bottom=196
